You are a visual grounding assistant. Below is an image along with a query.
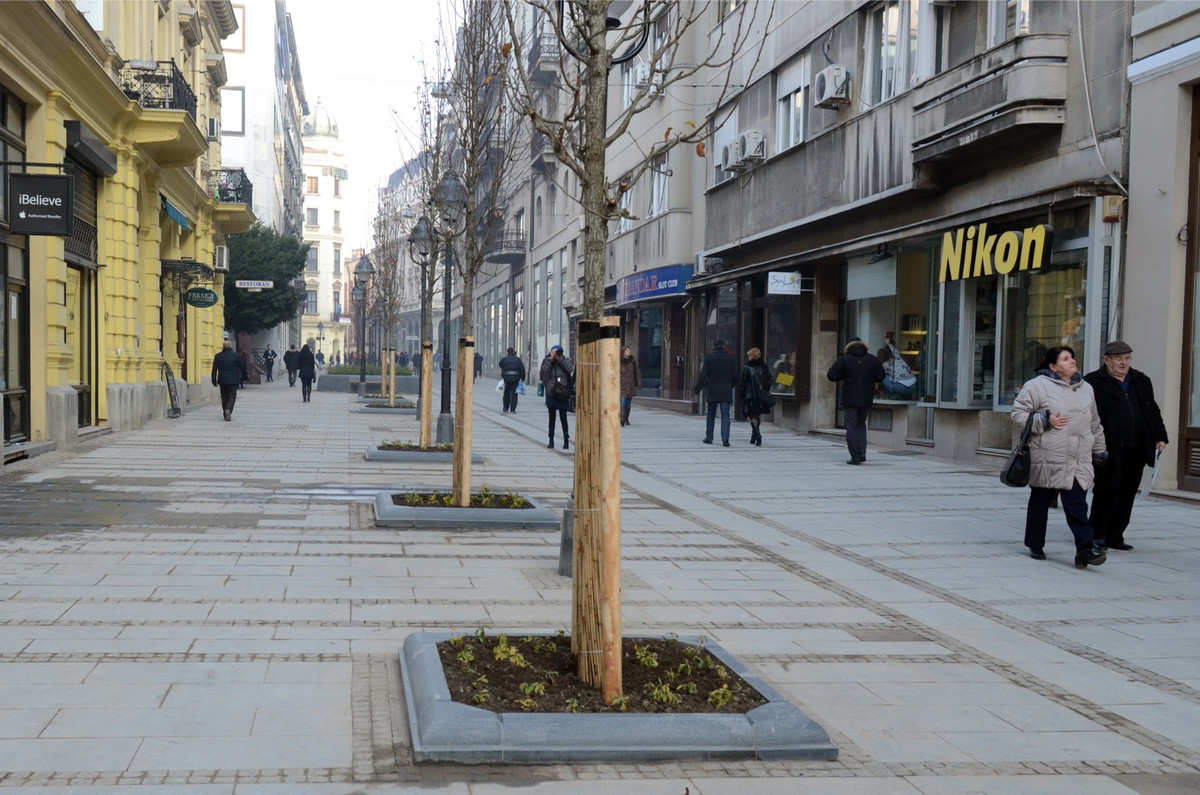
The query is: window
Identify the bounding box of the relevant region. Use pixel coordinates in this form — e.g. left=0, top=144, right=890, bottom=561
left=305, top=290, right=317, bottom=314
left=988, top=0, right=1030, bottom=48
left=334, top=177, right=342, bottom=197
left=333, top=245, right=342, bottom=273
left=333, top=210, right=341, bottom=230
left=649, top=154, right=668, bottom=217
left=717, top=0, right=741, bottom=24
left=865, top=1, right=918, bottom=105
left=306, top=246, right=318, bottom=271
left=220, top=86, right=245, bottom=135
left=915, top=0, right=951, bottom=81
left=616, top=174, right=633, bottom=233
left=306, top=176, right=318, bottom=194
left=777, top=54, right=809, bottom=150
left=305, top=207, right=318, bottom=226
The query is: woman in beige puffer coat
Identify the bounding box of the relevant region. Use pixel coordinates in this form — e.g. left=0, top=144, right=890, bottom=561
left=1011, top=345, right=1108, bottom=568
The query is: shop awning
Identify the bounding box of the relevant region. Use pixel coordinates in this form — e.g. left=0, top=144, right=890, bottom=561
left=616, top=263, right=694, bottom=306
left=161, top=195, right=190, bottom=229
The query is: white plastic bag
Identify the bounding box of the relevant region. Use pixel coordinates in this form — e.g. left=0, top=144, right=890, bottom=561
left=495, top=379, right=504, bottom=393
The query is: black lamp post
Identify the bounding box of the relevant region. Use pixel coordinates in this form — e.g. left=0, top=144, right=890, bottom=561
left=433, top=171, right=467, bottom=444
left=407, top=216, right=432, bottom=413
left=316, top=321, right=325, bottom=359
left=354, top=255, right=375, bottom=385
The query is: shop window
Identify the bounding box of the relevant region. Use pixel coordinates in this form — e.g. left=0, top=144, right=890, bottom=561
left=998, top=248, right=1088, bottom=406
left=639, top=308, right=664, bottom=391
left=766, top=295, right=800, bottom=396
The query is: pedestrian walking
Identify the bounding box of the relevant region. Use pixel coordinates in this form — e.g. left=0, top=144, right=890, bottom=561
left=540, top=345, right=574, bottom=449
left=283, top=344, right=299, bottom=387
left=1012, top=345, right=1108, bottom=568
left=474, top=352, right=483, bottom=382
left=262, top=344, right=278, bottom=382
left=298, top=344, right=317, bottom=403
left=826, top=337, right=885, bottom=464
left=315, top=350, right=325, bottom=371
left=619, top=345, right=640, bottom=427
left=211, top=340, right=247, bottom=421
left=694, top=340, right=738, bottom=446
left=1084, top=340, right=1169, bottom=552
left=498, top=347, right=526, bottom=413
left=739, top=347, right=774, bottom=446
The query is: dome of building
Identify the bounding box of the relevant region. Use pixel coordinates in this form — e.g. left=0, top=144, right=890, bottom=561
left=303, top=101, right=339, bottom=138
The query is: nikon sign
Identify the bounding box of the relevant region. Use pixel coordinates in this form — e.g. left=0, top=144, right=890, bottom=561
left=7, top=173, right=74, bottom=236
left=939, top=223, right=1052, bottom=282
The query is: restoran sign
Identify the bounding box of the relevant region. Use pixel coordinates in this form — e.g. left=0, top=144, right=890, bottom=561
left=7, top=173, right=74, bottom=236
left=616, top=263, right=694, bottom=306
left=939, top=222, right=1052, bottom=282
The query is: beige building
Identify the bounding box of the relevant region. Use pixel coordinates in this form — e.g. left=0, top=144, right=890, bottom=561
left=300, top=101, right=350, bottom=363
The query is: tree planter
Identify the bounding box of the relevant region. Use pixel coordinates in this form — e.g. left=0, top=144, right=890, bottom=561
left=359, top=404, right=416, bottom=414
left=399, top=632, right=838, bottom=764
left=373, top=491, right=558, bottom=530
left=365, top=447, right=483, bottom=464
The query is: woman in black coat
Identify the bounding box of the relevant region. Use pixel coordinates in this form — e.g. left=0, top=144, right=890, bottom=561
left=739, top=347, right=773, bottom=446
left=297, top=344, right=317, bottom=403
left=539, top=345, right=574, bottom=449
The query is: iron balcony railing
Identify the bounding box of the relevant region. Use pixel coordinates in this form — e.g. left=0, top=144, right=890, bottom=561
left=120, top=59, right=197, bottom=120
left=210, top=168, right=253, bottom=207
left=528, top=34, right=560, bottom=78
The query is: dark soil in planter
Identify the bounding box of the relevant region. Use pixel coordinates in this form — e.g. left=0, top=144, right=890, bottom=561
left=391, top=490, right=531, bottom=509
left=378, top=442, right=453, bottom=452
left=437, top=632, right=769, bottom=714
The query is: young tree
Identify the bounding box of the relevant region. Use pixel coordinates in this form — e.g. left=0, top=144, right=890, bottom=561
left=500, top=0, right=770, bottom=700
left=222, top=222, right=308, bottom=335
left=371, top=187, right=409, bottom=406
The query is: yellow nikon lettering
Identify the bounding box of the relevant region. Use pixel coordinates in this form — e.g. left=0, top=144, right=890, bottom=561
left=939, top=223, right=1052, bottom=282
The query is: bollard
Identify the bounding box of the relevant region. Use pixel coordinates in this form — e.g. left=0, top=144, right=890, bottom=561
left=557, top=496, right=574, bottom=577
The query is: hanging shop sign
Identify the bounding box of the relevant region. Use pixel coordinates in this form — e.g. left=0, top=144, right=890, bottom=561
left=616, top=263, right=694, bottom=306
left=767, top=272, right=815, bottom=295
left=184, top=287, right=219, bottom=308
left=235, top=279, right=273, bottom=292
left=7, top=173, right=74, bottom=236
left=939, top=223, right=1053, bottom=282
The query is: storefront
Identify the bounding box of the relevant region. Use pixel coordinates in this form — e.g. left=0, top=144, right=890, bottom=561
left=1, top=83, right=28, bottom=448
left=616, top=263, right=693, bottom=404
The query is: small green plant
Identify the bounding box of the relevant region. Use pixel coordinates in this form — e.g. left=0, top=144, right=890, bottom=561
left=564, top=698, right=581, bottom=714
left=519, top=681, right=546, bottom=697
left=675, top=681, right=698, bottom=695
left=492, top=635, right=527, bottom=667
left=515, top=697, right=538, bottom=711
left=633, top=643, right=659, bottom=668
left=644, top=681, right=682, bottom=705
left=447, top=634, right=466, bottom=647
left=532, top=637, right=558, bottom=654
left=471, top=690, right=491, bottom=705
left=610, top=695, right=630, bottom=712
left=708, top=684, right=735, bottom=709
left=455, top=647, right=475, bottom=669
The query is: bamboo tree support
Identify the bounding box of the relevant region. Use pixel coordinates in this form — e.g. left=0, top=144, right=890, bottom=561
left=453, top=337, right=474, bottom=506
left=597, top=317, right=622, bottom=703
left=419, top=341, right=434, bottom=449
left=385, top=347, right=395, bottom=406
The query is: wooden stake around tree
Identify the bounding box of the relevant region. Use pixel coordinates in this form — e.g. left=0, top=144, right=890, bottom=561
left=419, top=341, right=434, bottom=449
left=453, top=336, right=475, bottom=506
left=598, top=317, right=622, bottom=702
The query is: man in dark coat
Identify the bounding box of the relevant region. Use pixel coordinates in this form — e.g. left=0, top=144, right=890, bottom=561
left=1084, top=340, right=1169, bottom=551
left=694, top=340, right=738, bottom=446
left=262, top=344, right=278, bottom=382
left=297, top=344, right=317, bottom=403
left=498, top=347, right=526, bottom=413
left=282, top=344, right=300, bottom=387
left=826, top=337, right=885, bottom=465
left=212, top=340, right=248, bottom=422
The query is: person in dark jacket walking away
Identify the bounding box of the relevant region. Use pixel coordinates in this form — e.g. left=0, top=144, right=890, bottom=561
left=619, top=346, right=640, bottom=426
left=474, top=352, right=484, bottom=382
left=694, top=340, right=738, bottom=446
left=297, top=344, right=317, bottom=403
left=498, top=347, right=526, bottom=413
left=827, top=337, right=885, bottom=464
left=262, top=345, right=278, bottom=382
left=739, top=347, right=773, bottom=446
left=1084, top=340, right=1169, bottom=551
left=283, top=344, right=300, bottom=387
left=540, top=345, right=574, bottom=449
left=212, top=340, right=248, bottom=421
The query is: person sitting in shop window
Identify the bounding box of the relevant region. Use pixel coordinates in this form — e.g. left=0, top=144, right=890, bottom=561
left=879, top=332, right=917, bottom=398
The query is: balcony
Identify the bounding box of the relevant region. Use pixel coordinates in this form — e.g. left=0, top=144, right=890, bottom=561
left=121, top=59, right=197, bottom=119
left=910, top=34, right=1068, bottom=164
left=528, top=34, right=560, bottom=82
left=210, top=168, right=255, bottom=233
left=532, top=132, right=559, bottom=172
left=486, top=228, right=528, bottom=265
left=121, top=59, right=204, bottom=168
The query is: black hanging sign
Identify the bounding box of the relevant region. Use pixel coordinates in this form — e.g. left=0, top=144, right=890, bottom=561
left=7, top=173, right=74, bottom=236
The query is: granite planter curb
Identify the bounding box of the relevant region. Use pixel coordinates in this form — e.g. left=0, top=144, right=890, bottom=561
left=358, top=405, right=417, bottom=414
left=374, top=492, right=558, bottom=530
left=365, top=448, right=483, bottom=464
left=399, top=632, right=838, bottom=764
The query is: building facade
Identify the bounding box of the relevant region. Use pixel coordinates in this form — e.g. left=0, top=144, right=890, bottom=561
left=300, top=101, right=349, bottom=363
left=2, top=0, right=250, bottom=463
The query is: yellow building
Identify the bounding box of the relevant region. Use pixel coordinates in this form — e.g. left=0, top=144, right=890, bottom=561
left=1, top=0, right=251, bottom=462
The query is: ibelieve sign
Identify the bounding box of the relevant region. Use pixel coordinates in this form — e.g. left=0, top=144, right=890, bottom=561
left=7, top=173, right=74, bottom=236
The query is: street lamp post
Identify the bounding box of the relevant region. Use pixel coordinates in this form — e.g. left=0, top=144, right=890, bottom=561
left=433, top=172, right=467, bottom=445
left=316, top=321, right=325, bottom=360
left=354, top=256, right=375, bottom=387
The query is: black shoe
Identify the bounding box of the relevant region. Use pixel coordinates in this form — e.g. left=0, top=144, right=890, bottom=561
left=722, top=441, right=730, bottom=447
left=548, top=438, right=554, bottom=448
left=1075, top=547, right=1107, bottom=568
left=846, top=459, right=860, bottom=465
left=1095, top=540, right=1108, bottom=551
left=1029, top=548, right=1046, bottom=560
left=563, top=436, right=569, bottom=450
left=703, top=439, right=713, bottom=444
left=1109, top=542, right=1134, bottom=551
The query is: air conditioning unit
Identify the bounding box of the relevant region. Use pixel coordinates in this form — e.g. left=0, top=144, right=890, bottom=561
left=813, top=64, right=851, bottom=108
left=213, top=245, right=229, bottom=272
left=207, top=117, right=220, bottom=141
left=738, top=129, right=765, bottom=162
left=720, top=139, right=743, bottom=172
left=633, top=63, right=651, bottom=88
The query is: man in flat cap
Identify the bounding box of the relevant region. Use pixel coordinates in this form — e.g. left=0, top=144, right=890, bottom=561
left=1083, top=341, right=1169, bottom=551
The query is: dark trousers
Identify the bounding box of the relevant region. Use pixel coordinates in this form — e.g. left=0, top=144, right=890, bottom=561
left=1025, top=480, right=1095, bottom=552
left=287, top=368, right=297, bottom=386
left=219, top=384, right=238, bottom=415
left=1089, top=447, right=1144, bottom=545
left=844, top=405, right=869, bottom=462
left=502, top=380, right=519, bottom=412
left=301, top=377, right=313, bottom=401
left=548, top=408, right=569, bottom=438
left=265, top=362, right=274, bottom=381
left=705, top=401, right=731, bottom=443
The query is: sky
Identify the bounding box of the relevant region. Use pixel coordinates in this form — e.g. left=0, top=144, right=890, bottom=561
left=286, top=0, right=448, bottom=250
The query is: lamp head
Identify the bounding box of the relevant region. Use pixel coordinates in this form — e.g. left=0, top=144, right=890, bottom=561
left=407, top=215, right=432, bottom=262
left=434, top=172, right=467, bottom=225
left=354, top=255, right=375, bottom=287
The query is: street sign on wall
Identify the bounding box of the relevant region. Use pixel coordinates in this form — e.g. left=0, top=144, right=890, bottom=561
left=7, top=173, right=74, bottom=236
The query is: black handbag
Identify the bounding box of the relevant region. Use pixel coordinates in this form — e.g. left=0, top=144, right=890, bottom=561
left=1000, top=413, right=1036, bottom=488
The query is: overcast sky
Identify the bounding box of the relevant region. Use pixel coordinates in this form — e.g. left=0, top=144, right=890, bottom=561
left=286, top=0, right=447, bottom=249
